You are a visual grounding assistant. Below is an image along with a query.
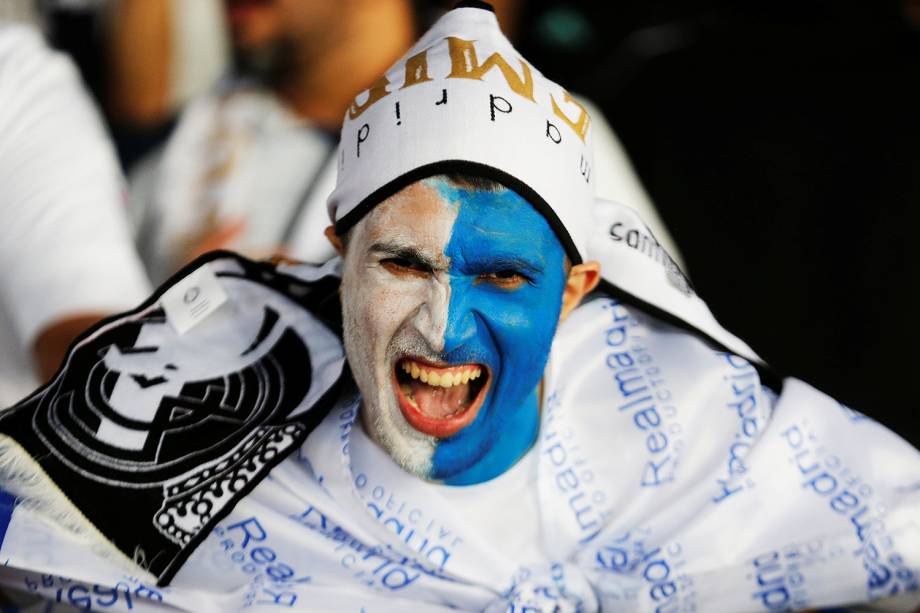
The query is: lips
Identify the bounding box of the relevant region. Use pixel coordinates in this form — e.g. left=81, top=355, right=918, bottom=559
left=393, top=358, right=490, bottom=438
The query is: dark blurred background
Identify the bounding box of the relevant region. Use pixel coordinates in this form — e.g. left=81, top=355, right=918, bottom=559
left=511, top=0, right=920, bottom=444
left=41, top=0, right=919, bottom=445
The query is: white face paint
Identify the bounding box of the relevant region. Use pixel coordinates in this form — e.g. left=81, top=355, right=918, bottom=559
left=340, top=180, right=458, bottom=477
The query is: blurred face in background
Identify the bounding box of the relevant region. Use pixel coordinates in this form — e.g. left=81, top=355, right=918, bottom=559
left=224, top=0, right=340, bottom=76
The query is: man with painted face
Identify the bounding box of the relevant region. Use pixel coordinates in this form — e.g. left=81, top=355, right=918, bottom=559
left=332, top=176, right=599, bottom=485
left=0, top=3, right=919, bottom=612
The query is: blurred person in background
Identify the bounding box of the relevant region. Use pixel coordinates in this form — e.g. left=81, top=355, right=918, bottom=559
left=125, top=0, right=417, bottom=283
left=104, top=0, right=229, bottom=169
left=0, top=20, right=150, bottom=407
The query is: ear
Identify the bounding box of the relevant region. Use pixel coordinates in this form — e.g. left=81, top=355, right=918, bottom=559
left=325, top=225, right=345, bottom=255
left=559, top=261, right=601, bottom=322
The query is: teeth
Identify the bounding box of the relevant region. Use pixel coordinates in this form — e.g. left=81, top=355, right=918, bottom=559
left=399, top=361, right=485, bottom=389
left=400, top=383, right=418, bottom=408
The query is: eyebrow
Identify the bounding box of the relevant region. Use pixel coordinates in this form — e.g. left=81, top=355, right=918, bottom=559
left=369, top=241, right=441, bottom=270
left=469, top=255, right=543, bottom=276
left=499, top=257, right=541, bottom=274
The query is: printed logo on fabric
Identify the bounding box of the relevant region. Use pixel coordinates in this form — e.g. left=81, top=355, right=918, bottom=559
left=13, top=260, right=346, bottom=571
left=291, top=402, right=459, bottom=591
left=291, top=504, right=451, bottom=591
left=31, top=277, right=321, bottom=488
left=594, top=527, right=697, bottom=612
left=500, top=562, right=598, bottom=612
left=711, top=352, right=769, bottom=504
left=607, top=223, right=692, bottom=297
left=746, top=539, right=847, bottom=611
left=20, top=573, right=164, bottom=611
left=161, top=263, right=228, bottom=335
left=351, top=471, right=460, bottom=574
left=541, top=390, right=612, bottom=546
left=346, top=35, right=592, bottom=140
left=213, top=518, right=311, bottom=608
left=601, top=300, right=684, bottom=489
left=780, top=422, right=920, bottom=599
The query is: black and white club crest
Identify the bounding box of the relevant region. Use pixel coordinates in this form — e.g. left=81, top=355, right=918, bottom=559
left=0, top=253, right=347, bottom=584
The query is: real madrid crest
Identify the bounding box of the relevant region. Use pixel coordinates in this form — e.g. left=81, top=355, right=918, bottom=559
left=0, top=253, right=347, bottom=584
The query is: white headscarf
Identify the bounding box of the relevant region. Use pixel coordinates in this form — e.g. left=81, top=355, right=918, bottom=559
left=327, top=1, right=595, bottom=263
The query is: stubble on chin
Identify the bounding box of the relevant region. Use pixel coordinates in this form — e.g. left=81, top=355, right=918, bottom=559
left=337, top=180, right=458, bottom=479
left=362, top=393, right=436, bottom=478
left=341, top=281, right=438, bottom=479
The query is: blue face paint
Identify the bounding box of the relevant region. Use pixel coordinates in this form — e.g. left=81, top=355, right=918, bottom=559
left=429, top=179, right=567, bottom=485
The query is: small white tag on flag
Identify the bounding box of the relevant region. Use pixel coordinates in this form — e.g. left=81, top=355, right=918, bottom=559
left=160, top=263, right=228, bottom=335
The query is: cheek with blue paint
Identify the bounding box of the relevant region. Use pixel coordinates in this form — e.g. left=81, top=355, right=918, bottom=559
left=430, top=180, right=567, bottom=484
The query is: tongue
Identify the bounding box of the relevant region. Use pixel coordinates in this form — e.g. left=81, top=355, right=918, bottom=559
left=411, top=380, right=471, bottom=418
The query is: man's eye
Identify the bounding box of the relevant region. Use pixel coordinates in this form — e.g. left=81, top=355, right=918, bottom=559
left=380, top=257, right=431, bottom=277
left=479, top=270, right=529, bottom=289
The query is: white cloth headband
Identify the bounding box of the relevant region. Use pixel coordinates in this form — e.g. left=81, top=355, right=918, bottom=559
left=327, top=2, right=596, bottom=262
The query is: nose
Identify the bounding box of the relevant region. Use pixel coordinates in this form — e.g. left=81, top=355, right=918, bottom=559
left=410, top=275, right=450, bottom=353
left=443, top=282, right=479, bottom=354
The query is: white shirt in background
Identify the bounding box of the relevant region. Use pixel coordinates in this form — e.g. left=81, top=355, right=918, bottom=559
left=0, top=23, right=150, bottom=407
left=129, top=85, right=340, bottom=284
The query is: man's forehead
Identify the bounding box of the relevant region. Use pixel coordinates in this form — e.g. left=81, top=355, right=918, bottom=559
left=362, top=180, right=457, bottom=240
left=360, top=176, right=519, bottom=230
left=353, top=176, right=557, bottom=265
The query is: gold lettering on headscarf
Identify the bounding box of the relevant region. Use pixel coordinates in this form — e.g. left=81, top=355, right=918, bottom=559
left=401, top=49, right=433, bottom=89
left=550, top=90, right=591, bottom=143
left=348, top=75, right=392, bottom=120
left=446, top=37, right=535, bottom=102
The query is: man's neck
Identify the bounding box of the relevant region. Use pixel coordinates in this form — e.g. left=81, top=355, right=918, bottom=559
left=274, top=1, right=414, bottom=130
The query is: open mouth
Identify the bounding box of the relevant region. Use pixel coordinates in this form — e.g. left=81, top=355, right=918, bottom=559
left=393, top=358, right=490, bottom=438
